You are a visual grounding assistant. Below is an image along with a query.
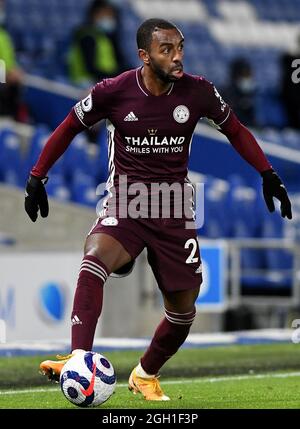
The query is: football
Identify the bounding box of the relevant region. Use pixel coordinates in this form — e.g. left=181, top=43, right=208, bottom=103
left=60, top=351, right=116, bottom=407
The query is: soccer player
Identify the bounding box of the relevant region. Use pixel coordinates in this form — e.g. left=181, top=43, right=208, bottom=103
left=24, top=18, right=292, bottom=401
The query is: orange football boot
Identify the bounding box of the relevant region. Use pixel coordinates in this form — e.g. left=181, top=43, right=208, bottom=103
left=39, top=354, right=73, bottom=382
left=128, top=367, right=170, bottom=401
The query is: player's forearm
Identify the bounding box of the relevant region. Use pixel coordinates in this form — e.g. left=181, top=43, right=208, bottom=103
left=220, top=112, right=272, bottom=173
left=31, top=112, right=85, bottom=178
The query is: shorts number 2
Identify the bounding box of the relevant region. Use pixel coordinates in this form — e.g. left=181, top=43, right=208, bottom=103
left=184, top=238, right=199, bottom=264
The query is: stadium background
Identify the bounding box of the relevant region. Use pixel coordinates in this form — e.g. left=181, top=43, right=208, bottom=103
left=1, top=0, right=300, bottom=358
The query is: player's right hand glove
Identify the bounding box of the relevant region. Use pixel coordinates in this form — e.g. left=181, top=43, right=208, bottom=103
left=25, top=174, right=49, bottom=222
left=261, top=169, right=292, bottom=219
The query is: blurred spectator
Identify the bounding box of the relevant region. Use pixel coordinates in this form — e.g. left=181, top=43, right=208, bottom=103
left=223, top=58, right=257, bottom=127
left=0, top=0, right=24, bottom=120
left=280, top=34, right=300, bottom=129
left=68, top=0, right=126, bottom=87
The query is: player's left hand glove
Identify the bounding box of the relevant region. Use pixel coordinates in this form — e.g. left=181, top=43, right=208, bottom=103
left=25, top=174, right=49, bottom=222
left=261, top=169, right=292, bottom=219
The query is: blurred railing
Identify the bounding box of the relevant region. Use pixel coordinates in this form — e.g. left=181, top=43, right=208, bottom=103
left=227, top=238, right=300, bottom=307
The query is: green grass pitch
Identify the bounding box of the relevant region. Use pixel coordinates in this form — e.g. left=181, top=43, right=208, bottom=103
left=1, top=343, right=300, bottom=409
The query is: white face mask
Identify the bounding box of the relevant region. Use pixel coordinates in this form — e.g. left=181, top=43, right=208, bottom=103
left=237, top=77, right=254, bottom=93
left=95, top=17, right=117, bottom=35
left=0, top=10, right=6, bottom=25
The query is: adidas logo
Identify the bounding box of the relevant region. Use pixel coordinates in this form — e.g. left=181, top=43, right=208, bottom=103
left=124, top=111, right=138, bottom=121
left=71, top=315, right=82, bottom=326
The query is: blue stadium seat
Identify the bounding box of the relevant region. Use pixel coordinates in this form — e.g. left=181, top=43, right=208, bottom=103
left=227, top=175, right=260, bottom=234
left=249, top=0, right=300, bottom=21
left=200, top=177, right=230, bottom=238
left=256, top=210, right=293, bottom=289
left=23, top=125, right=51, bottom=178
left=281, top=129, right=300, bottom=150
left=70, top=172, right=98, bottom=207
left=22, top=123, right=64, bottom=181
left=261, top=212, right=293, bottom=269
left=0, top=129, right=23, bottom=187
left=62, top=135, right=90, bottom=180
left=46, top=173, right=71, bottom=202
left=259, top=127, right=282, bottom=145
left=227, top=175, right=265, bottom=269
left=240, top=171, right=293, bottom=290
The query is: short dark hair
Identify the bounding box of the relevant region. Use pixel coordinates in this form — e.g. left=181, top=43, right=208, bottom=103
left=136, top=18, right=178, bottom=51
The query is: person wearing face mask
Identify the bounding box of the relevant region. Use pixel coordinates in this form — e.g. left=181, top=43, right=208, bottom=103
left=68, top=0, right=126, bottom=87
left=222, top=58, right=257, bottom=127
left=0, top=0, right=24, bottom=120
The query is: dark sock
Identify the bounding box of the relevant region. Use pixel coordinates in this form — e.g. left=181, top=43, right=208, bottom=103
left=71, top=255, right=109, bottom=351
left=140, top=307, right=196, bottom=375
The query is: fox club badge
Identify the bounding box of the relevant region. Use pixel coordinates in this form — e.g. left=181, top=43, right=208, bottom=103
left=173, top=105, right=190, bottom=123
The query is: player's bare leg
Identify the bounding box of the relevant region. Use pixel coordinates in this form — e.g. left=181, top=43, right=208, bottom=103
left=129, top=285, right=200, bottom=400
left=40, top=232, right=131, bottom=381
left=84, top=232, right=132, bottom=272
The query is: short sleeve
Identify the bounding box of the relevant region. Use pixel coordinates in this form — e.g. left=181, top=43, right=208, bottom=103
left=72, top=79, right=112, bottom=127
left=201, top=79, right=231, bottom=129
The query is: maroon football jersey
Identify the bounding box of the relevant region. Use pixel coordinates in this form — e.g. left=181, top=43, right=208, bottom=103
left=73, top=67, right=230, bottom=183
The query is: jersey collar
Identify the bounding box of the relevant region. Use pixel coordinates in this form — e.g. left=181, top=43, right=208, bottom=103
left=136, top=67, right=174, bottom=97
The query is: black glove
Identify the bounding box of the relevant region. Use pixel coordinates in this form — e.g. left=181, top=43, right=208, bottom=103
left=25, top=175, right=49, bottom=222
left=261, top=169, right=292, bottom=219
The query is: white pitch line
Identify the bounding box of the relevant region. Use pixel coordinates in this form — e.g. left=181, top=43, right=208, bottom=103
left=1, top=371, right=300, bottom=396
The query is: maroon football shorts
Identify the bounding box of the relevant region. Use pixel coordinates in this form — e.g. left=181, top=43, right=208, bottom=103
left=88, top=216, right=202, bottom=293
